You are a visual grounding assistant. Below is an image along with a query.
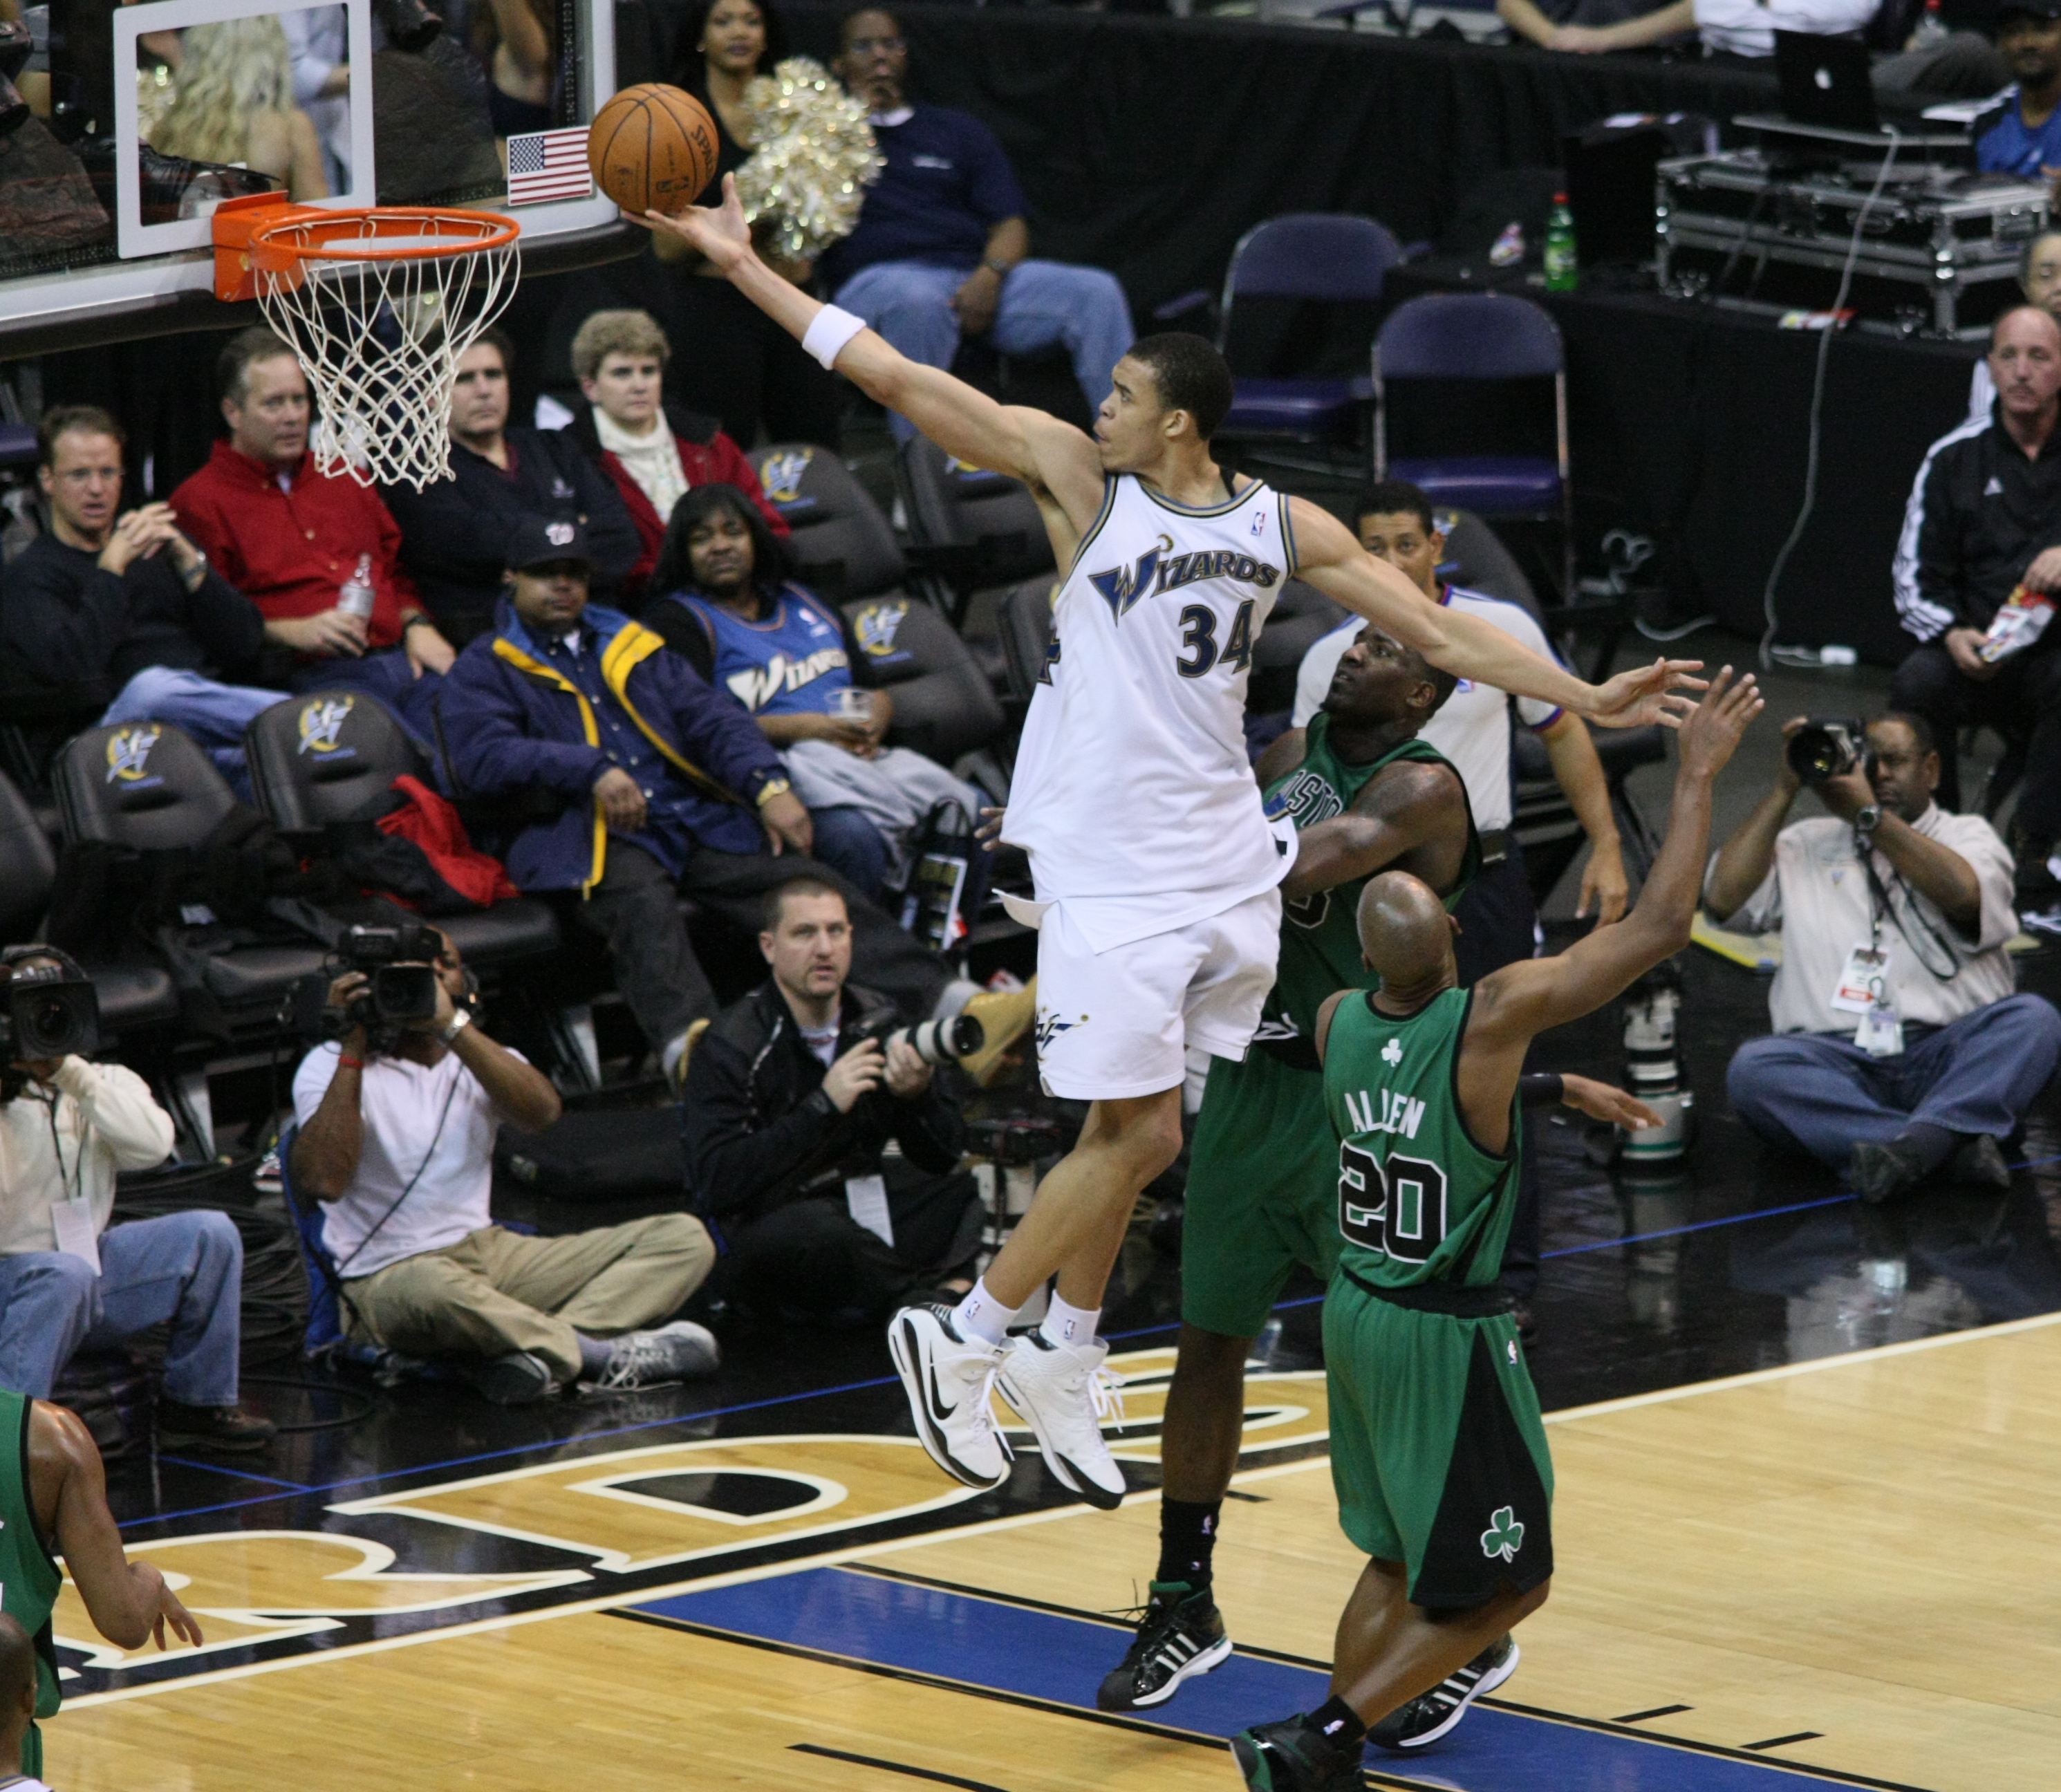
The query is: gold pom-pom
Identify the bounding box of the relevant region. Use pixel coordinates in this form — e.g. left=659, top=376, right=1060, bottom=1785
left=734, top=57, right=883, bottom=264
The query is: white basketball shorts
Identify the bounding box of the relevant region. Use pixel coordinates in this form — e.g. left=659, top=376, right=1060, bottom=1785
left=1030, top=889, right=1283, bottom=1101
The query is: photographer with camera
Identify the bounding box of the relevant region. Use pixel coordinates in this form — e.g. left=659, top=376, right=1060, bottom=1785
left=1705, top=714, right=2061, bottom=1204
left=291, top=926, right=721, bottom=1404
left=684, top=877, right=983, bottom=1323
left=0, top=949, right=274, bottom=1452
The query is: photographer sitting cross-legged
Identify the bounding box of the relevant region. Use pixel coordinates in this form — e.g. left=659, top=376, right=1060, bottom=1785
left=290, top=928, right=720, bottom=1403
left=1706, top=713, right=2061, bottom=1204
left=684, top=877, right=983, bottom=1323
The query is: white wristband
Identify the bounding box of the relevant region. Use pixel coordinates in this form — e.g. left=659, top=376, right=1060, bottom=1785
left=801, top=305, right=866, bottom=371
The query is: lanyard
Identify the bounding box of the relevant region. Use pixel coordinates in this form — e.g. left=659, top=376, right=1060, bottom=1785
left=1856, top=825, right=1961, bottom=984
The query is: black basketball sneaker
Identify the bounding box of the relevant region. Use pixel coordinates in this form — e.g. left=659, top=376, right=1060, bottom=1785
left=1095, top=1580, right=1231, bottom=1711
left=1229, top=1712, right=1365, bottom=1792
left=1368, top=1634, right=1520, bottom=1751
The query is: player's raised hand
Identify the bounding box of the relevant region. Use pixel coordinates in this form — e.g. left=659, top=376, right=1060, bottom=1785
left=1675, top=666, right=1762, bottom=781
left=639, top=172, right=752, bottom=273
left=1586, top=656, right=1708, bottom=729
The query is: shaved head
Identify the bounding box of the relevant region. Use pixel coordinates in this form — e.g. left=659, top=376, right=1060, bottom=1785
left=0, top=1611, right=35, bottom=1726
left=1357, top=870, right=1455, bottom=989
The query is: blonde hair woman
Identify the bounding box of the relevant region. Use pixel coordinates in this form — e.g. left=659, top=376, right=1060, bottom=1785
left=149, top=17, right=330, bottom=200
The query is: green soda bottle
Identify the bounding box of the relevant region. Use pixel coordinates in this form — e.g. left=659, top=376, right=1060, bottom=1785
left=1544, top=192, right=1577, bottom=293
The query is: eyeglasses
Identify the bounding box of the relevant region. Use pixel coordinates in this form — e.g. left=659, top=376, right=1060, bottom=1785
left=846, top=34, right=904, bottom=53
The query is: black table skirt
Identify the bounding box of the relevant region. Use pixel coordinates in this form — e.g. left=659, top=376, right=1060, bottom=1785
left=1385, top=261, right=1981, bottom=664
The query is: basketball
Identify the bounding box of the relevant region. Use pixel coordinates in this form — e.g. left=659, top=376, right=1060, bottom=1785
left=587, top=84, right=720, bottom=218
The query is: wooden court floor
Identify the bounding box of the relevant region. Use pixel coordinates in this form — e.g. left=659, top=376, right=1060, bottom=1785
left=48, top=1314, right=2061, bottom=1792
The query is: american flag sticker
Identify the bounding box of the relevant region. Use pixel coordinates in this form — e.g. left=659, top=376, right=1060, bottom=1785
left=506, top=127, right=594, bottom=207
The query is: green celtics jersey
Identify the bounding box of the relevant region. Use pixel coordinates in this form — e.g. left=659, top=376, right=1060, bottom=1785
left=0, top=1389, right=64, bottom=1773
left=1258, top=715, right=1479, bottom=1047
left=1323, top=986, right=1518, bottom=1289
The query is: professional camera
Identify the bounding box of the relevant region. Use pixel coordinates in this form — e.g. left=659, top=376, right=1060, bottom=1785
left=0, top=962, right=101, bottom=1063
left=336, top=922, right=442, bottom=1032
left=1787, top=718, right=1872, bottom=788
left=858, top=1010, right=987, bottom=1067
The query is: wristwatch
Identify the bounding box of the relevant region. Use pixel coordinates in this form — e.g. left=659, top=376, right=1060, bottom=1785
left=982, top=258, right=1012, bottom=277
left=1854, top=803, right=1882, bottom=837
left=178, top=545, right=207, bottom=590
left=754, top=776, right=794, bottom=808
left=439, top=1007, right=472, bottom=1045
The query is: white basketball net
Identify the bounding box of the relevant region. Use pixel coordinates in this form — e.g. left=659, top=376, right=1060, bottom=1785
left=250, top=211, right=520, bottom=492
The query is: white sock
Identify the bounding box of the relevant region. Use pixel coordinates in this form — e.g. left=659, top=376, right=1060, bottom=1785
left=952, top=1278, right=1019, bottom=1347
left=1040, top=1294, right=1100, bottom=1350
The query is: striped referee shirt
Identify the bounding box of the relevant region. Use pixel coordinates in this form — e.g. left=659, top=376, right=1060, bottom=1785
left=1891, top=407, right=2061, bottom=644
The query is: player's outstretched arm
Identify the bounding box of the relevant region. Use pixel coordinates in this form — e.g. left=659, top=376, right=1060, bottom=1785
left=1460, top=669, right=1762, bottom=1105
left=640, top=178, right=1103, bottom=525
left=1286, top=498, right=1704, bottom=729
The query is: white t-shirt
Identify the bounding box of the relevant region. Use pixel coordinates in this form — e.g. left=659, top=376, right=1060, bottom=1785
left=1291, top=585, right=1563, bottom=834
left=292, top=1042, right=523, bottom=1279
left=1690, top=0, right=1877, bottom=57
left=1002, top=474, right=1296, bottom=951
left=1711, top=806, right=2020, bottom=1036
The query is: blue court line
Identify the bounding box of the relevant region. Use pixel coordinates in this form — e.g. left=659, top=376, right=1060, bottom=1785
left=153, top=1455, right=315, bottom=1493
left=1542, top=1192, right=1858, bottom=1259
left=631, top=1567, right=1908, bottom=1792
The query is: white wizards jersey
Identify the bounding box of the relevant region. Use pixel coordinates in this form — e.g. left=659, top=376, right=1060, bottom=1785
left=1002, top=472, right=1300, bottom=951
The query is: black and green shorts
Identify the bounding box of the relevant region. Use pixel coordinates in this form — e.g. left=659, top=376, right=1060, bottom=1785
left=1323, top=1268, right=1555, bottom=1609
left=1180, top=1048, right=1341, bottom=1340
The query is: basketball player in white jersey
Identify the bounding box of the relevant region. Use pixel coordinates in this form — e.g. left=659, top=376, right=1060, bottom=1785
left=640, top=180, right=1701, bottom=1506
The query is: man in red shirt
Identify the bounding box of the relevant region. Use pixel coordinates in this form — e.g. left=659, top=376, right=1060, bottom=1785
left=171, top=328, right=458, bottom=738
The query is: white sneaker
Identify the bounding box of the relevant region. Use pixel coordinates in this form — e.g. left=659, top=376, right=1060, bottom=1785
left=886, top=1305, right=1010, bottom=1489
left=592, top=1320, right=721, bottom=1390
left=997, top=1331, right=1128, bottom=1510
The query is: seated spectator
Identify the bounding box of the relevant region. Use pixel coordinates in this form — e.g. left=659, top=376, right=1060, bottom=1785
left=171, top=328, right=458, bottom=742
left=382, top=329, right=640, bottom=646
left=1890, top=305, right=2061, bottom=912
left=1964, top=228, right=2061, bottom=422
left=686, top=877, right=982, bottom=1322
left=472, top=0, right=556, bottom=138
left=641, top=0, right=846, bottom=450
left=564, top=308, right=790, bottom=604
left=1976, top=1, right=2061, bottom=179
left=1497, top=0, right=1692, bottom=53
left=290, top=928, right=719, bottom=1403
left=1706, top=715, right=2061, bottom=1204
left=3, top=404, right=282, bottom=790
left=0, top=948, right=276, bottom=1452
left=146, top=17, right=330, bottom=200
left=439, top=517, right=1031, bottom=1088
left=826, top=8, right=1134, bottom=439
left=644, top=483, right=985, bottom=899
left=1536, top=0, right=1874, bottom=57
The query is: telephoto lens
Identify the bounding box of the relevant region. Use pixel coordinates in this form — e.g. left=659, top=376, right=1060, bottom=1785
left=1785, top=718, right=1867, bottom=787
left=1619, top=967, right=1694, bottom=1164
left=886, top=1013, right=987, bottom=1066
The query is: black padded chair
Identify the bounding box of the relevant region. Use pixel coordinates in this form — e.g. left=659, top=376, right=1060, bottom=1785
left=896, top=439, right=1056, bottom=626
left=753, top=442, right=907, bottom=602
left=243, top=691, right=561, bottom=969
left=995, top=577, right=1059, bottom=711
left=0, top=769, right=179, bottom=1034
left=843, top=595, right=1006, bottom=765
left=52, top=721, right=328, bottom=1036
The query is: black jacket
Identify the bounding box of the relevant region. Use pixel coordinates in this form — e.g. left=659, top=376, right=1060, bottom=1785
left=380, top=426, right=640, bottom=643
left=1896, top=407, right=2061, bottom=642
left=683, top=978, right=967, bottom=1226
left=0, top=530, right=268, bottom=702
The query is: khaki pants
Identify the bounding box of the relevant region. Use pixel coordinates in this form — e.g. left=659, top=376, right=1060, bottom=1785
left=343, top=1215, right=714, bottom=1384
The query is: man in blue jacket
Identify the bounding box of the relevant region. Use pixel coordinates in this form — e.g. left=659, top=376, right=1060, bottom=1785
left=440, top=518, right=1012, bottom=1085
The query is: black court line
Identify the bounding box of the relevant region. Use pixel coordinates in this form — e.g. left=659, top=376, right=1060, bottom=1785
left=1748, top=1733, right=1828, bottom=1751
left=851, top=1569, right=1946, bottom=1792
left=608, top=1606, right=1466, bottom=1792
left=1616, top=1704, right=1696, bottom=1723
left=790, top=1742, right=1012, bottom=1792
left=1221, top=1488, right=1269, bottom=1503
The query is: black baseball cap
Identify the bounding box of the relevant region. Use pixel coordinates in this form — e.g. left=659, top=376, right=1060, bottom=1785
left=506, top=515, right=592, bottom=572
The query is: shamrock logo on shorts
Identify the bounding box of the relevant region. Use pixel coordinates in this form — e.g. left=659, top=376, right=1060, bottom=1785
left=1480, top=1506, right=1525, bottom=1562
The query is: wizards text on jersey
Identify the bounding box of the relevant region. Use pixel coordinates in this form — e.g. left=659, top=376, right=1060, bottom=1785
left=1086, top=535, right=1282, bottom=621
